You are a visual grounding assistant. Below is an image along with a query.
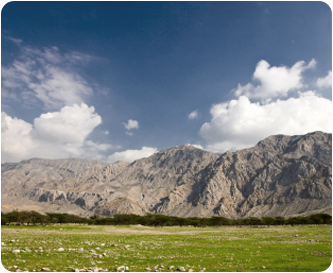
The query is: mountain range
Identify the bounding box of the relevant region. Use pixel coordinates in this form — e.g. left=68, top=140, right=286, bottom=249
left=1, top=131, right=331, bottom=219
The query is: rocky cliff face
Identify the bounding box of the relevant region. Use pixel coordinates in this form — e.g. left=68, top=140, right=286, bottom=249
left=1, top=131, right=331, bottom=218
left=190, top=132, right=332, bottom=218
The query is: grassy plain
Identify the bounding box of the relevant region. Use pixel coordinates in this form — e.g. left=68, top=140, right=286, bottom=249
left=1, top=224, right=331, bottom=272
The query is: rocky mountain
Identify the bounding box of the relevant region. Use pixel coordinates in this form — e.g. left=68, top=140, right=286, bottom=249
left=1, top=131, right=331, bottom=218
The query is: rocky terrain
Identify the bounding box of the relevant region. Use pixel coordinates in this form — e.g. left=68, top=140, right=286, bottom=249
left=1, top=131, right=331, bottom=218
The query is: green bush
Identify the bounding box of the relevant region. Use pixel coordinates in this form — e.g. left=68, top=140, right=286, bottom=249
left=1, top=211, right=331, bottom=227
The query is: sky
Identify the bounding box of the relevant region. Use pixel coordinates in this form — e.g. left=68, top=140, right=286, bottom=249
left=1, top=1, right=332, bottom=163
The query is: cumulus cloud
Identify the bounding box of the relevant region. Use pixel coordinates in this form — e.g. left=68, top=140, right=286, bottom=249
left=199, top=92, right=332, bottom=152
left=234, top=59, right=316, bottom=99
left=317, top=70, right=332, bottom=88
left=188, top=110, right=198, bottom=119
left=1, top=112, right=36, bottom=161
left=34, top=103, right=102, bottom=144
left=107, top=146, right=158, bottom=163
left=199, top=59, right=331, bottom=152
left=1, top=43, right=117, bottom=163
left=2, top=46, right=94, bottom=109
left=123, top=119, right=139, bottom=130
left=1, top=103, right=112, bottom=163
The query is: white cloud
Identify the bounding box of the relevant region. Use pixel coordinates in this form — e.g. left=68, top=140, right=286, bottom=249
left=199, top=92, right=332, bottom=153
left=34, top=103, right=102, bottom=144
left=1, top=103, right=113, bottom=163
left=123, top=119, right=139, bottom=130
left=5, top=36, right=23, bottom=45
left=1, top=44, right=115, bottom=163
left=1, top=112, right=36, bottom=161
left=234, top=59, right=316, bottom=99
left=317, top=70, right=332, bottom=88
left=188, top=110, right=198, bottom=119
left=187, top=143, right=204, bottom=150
left=1, top=46, right=94, bottom=109
left=107, top=146, right=158, bottom=163
left=80, top=140, right=114, bottom=160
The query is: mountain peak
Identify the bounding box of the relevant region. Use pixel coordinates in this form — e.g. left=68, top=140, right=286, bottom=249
left=1, top=132, right=331, bottom=219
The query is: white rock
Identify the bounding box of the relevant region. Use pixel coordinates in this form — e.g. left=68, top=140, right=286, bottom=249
left=58, top=247, right=65, bottom=251
left=12, top=249, right=20, bottom=253
left=116, top=266, right=125, bottom=271
left=178, top=267, right=186, bottom=272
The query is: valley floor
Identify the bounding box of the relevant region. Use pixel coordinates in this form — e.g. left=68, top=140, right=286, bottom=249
left=1, top=225, right=331, bottom=272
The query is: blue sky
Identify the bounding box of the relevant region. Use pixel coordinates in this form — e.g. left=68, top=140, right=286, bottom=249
left=1, top=1, right=332, bottom=163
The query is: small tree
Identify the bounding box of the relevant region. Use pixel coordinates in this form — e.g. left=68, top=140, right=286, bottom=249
left=1, top=212, right=8, bottom=225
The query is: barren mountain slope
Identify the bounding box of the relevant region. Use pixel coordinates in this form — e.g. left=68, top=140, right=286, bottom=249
left=188, top=131, right=332, bottom=218
left=1, top=158, right=128, bottom=215
left=1, top=132, right=331, bottom=218
left=94, top=145, right=221, bottom=216
left=1, top=158, right=110, bottom=195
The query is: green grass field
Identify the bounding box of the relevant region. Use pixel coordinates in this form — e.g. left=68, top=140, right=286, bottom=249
left=1, top=224, right=331, bottom=272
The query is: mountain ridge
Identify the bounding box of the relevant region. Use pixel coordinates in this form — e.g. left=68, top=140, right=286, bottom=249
left=1, top=131, right=331, bottom=218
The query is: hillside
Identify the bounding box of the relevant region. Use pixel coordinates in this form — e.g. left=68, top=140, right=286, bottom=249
left=1, top=131, right=331, bottom=218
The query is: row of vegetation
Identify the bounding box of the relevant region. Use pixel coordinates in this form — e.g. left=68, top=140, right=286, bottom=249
left=1, top=211, right=331, bottom=227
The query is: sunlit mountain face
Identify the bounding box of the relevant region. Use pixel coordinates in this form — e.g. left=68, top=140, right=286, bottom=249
left=2, top=132, right=331, bottom=218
